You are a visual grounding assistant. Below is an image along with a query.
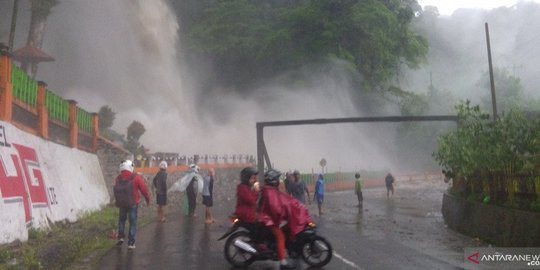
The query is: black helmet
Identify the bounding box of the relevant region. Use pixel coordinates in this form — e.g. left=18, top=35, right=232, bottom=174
left=355, top=172, right=360, bottom=179
left=240, top=166, right=258, bottom=184
left=264, top=169, right=282, bottom=186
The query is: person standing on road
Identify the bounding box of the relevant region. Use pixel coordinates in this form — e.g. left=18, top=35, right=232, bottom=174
left=202, top=168, right=216, bottom=224
left=153, top=161, right=168, bottom=222
left=313, top=174, right=325, bottom=216
left=186, top=164, right=201, bottom=217
left=385, top=172, right=395, bottom=198
left=354, top=172, right=363, bottom=206
left=290, top=170, right=310, bottom=205
left=283, top=171, right=293, bottom=195
left=114, top=160, right=150, bottom=250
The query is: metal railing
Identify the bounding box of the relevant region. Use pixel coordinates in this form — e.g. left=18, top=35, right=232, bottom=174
left=45, top=89, right=69, bottom=123
left=11, top=64, right=37, bottom=106
left=77, top=107, right=92, bottom=133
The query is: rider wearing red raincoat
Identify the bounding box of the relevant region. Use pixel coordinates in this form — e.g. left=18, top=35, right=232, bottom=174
left=234, top=167, right=259, bottom=223
left=258, top=169, right=312, bottom=269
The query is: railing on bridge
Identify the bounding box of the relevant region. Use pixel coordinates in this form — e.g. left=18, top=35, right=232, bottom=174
left=0, top=45, right=99, bottom=153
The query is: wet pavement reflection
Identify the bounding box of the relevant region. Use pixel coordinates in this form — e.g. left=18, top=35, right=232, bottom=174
left=99, top=177, right=485, bottom=270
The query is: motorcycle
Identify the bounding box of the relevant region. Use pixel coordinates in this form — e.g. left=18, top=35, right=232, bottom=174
left=218, top=216, right=333, bottom=268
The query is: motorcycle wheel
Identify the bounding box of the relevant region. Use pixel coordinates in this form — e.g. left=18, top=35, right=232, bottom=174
left=301, top=235, right=333, bottom=267
left=224, top=231, right=256, bottom=267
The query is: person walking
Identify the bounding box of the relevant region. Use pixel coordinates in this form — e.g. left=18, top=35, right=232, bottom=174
left=385, top=172, right=395, bottom=198
left=313, top=174, right=325, bottom=216
left=354, top=172, right=363, bottom=206
left=114, top=160, right=150, bottom=250
left=202, top=168, right=216, bottom=224
left=153, top=161, right=168, bottom=222
left=289, top=170, right=310, bottom=204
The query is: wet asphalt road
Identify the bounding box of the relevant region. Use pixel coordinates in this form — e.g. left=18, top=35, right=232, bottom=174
left=99, top=178, right=485, bottom=269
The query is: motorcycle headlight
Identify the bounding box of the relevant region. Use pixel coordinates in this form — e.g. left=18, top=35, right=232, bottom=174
left=228, top=214, right=239, bottom=224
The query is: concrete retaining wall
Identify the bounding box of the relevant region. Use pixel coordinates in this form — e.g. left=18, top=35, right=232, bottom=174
left=442, top=192, right=540, bottom=246
left=0, top=122, right=109, bottom=244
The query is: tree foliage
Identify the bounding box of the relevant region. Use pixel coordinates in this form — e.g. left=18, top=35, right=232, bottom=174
left=433, top=101, right=540, bottom=209
left=187, top=0, right=428, bottom=91
left=124, top=121, right=146, bottom=155
left=478, top=68, right=540, bottom=114
left=126, top=121, right=146, bottom=142
left=97, top=105, right=115, bottom=131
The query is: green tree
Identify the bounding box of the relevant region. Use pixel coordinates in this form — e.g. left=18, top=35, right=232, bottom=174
left=479, top=68, right=527, bottom=114
left=434, top=101, right=540, bottom=207
left=124, top=121, right=146, bottom=155
left=126, top=121, right=146, bottom=142
left=97, top=105, right=115, bottom=131
left=188, top=0, right=428, bottom=92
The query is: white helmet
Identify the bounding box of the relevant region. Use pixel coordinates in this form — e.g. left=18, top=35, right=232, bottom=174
left=159, top=161, right=168, bottom=169
left=189, top=163, right=199, bottom=173
left=119, top=160, right=134, bottom=172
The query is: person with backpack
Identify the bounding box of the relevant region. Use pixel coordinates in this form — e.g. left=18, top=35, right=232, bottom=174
left=153, top=161, right=168, bottom=222
left=114, top=160, right=150, bottom=250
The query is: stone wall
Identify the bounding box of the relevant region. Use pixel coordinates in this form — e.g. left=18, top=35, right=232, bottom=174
left=96, top=138, right=132, bottom=204
left=442, top=192, right=540, bottom=246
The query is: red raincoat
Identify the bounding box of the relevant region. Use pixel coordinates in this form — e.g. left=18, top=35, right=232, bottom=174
left=234, top=183, right=258, bottom=223
left=259, top=185, right=313, bottom=240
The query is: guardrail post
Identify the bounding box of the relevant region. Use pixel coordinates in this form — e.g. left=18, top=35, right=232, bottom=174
left=68, top=100, right=78, bottom=148
left=37, top=81, right=48, bottom=138
left=0, top=44, right=13, bottom=121
left=92, top=113, right=99, bottom=152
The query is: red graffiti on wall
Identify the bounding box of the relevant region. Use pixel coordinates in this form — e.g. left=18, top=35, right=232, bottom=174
left=0, top=125, right=50, bottom=224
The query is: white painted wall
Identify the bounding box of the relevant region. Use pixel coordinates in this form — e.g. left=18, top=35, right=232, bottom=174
left=0, top=122, right=109, bottom=244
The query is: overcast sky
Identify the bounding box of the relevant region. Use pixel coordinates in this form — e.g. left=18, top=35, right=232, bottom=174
left=417, top=0, right=539, bottom=15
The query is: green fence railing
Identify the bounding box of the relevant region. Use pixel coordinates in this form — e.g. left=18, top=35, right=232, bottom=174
left=77, top=107, right=92, bottom=133
left=45, top=90, right=69, bottom=123
left=11, top=63, right=37, bottom=106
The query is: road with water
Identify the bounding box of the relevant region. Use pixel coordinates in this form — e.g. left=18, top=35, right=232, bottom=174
left=99, top=177, right=485, bottom=269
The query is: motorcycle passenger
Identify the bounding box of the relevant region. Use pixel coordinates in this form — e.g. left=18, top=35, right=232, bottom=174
left=258, top=169, right=295, bottom=270
left=234, top=166, right=259, bottom=223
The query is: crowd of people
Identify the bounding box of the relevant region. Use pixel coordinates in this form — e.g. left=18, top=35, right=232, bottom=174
left=112, top=159, right=396, bottom=268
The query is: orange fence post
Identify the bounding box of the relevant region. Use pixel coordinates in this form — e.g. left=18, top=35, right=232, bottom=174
left=92, top=113, right=99, bottom=152
left=37, top=81, right=48, bottom=139
left=0, top=44, right=13, bottom=122
left=68, top=100, right=78, bottom=148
